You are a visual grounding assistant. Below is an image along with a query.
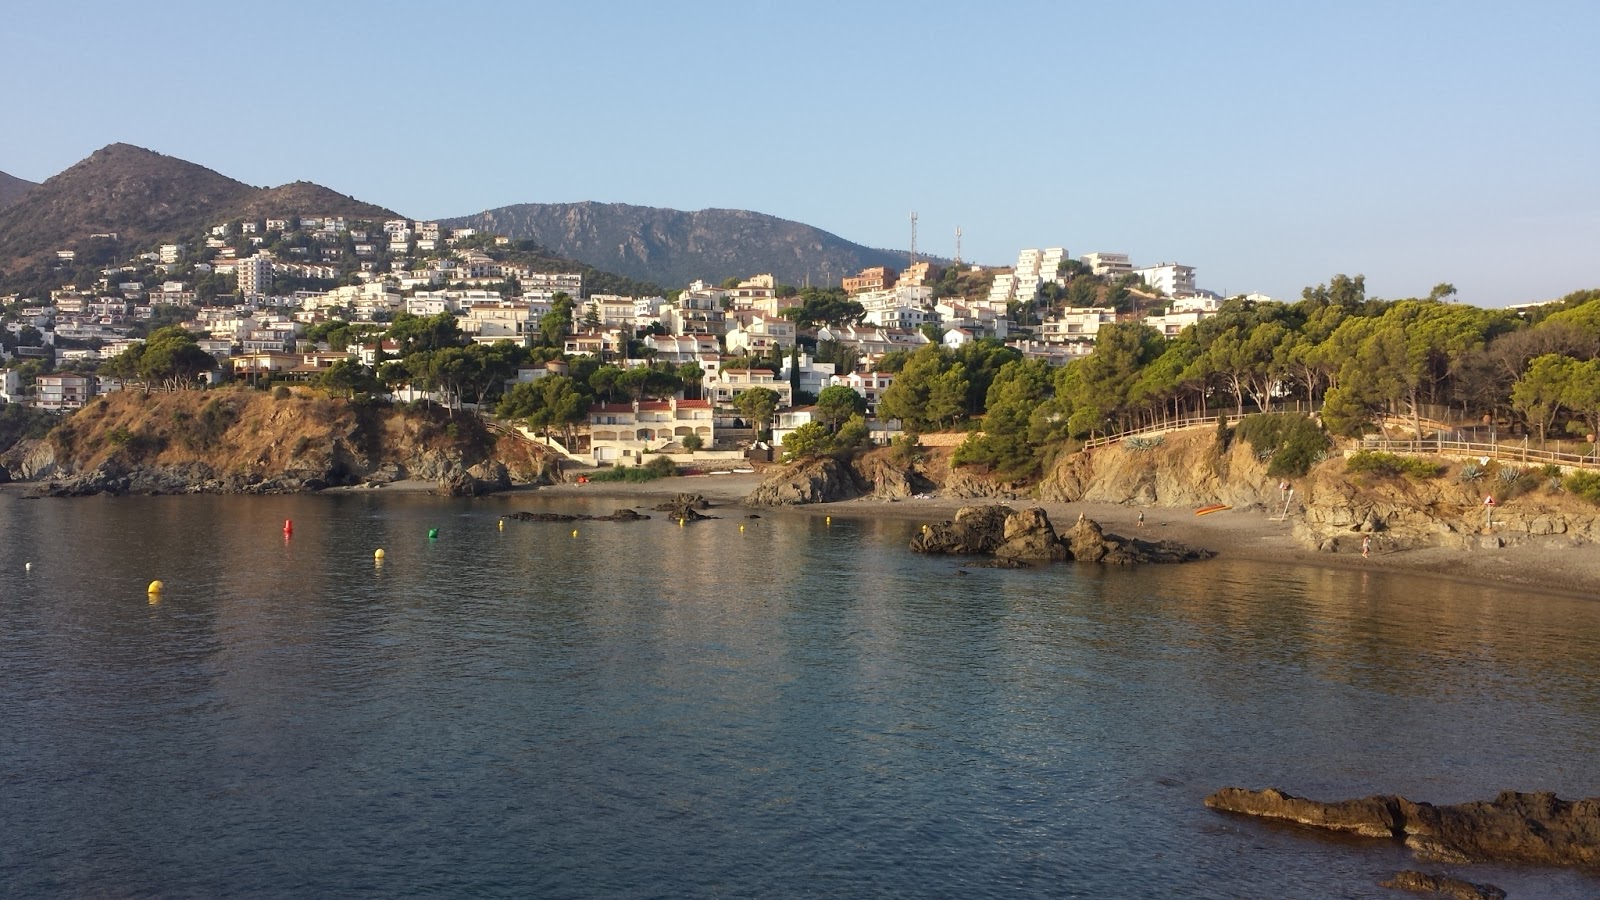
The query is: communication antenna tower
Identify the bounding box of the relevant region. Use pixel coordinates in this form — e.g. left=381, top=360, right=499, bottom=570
left=954, top=226, right=963, bottom=265
left=909, top=211, right=918, bottom=266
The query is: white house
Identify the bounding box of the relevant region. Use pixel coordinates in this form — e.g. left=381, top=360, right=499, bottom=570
left=1040, top=307, right=1116, bottom=344
left=1132, top=263, right=1197, bottom=298
left=589, top=398, right=715, bottom=465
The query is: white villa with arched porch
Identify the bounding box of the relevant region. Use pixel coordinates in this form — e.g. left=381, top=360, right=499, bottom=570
left=588, top=397, right=715, bottom=466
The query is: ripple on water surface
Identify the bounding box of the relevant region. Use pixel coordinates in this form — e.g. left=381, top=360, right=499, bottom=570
left=1, top=492, right=1598, bottom=898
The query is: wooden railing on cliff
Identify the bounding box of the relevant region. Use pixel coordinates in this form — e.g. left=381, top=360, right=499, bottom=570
left=1079, top=413, right=1246, bottom=450
left=1076, top=412, right=1600, bottom=473
left=1358, top=435, right=1600, bottom=472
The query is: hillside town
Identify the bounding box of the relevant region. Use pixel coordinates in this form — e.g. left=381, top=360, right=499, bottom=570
left=0, top=212, right=1254, bottom=465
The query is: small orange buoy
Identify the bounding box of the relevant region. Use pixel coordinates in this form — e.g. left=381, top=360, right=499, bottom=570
left=283, top=519, right=293, bottom=536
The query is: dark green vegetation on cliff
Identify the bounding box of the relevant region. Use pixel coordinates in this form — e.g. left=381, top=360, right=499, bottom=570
left=441, top=201, right=913, bottom=289
left=842, top=279, right=1600, bottom=487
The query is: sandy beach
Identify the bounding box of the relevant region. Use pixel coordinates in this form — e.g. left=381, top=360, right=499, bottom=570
left=516, top=473, right=1600, bottom=599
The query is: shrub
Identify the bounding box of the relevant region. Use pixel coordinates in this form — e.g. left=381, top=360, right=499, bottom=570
left=588, top=456, right=678, bottom=482
left=272, top=385, right=292, bottom=400
left=682, top=433, right=703, bottom=451
left=1214, top=415, right=1233, bottom=450
left=181, top=398, right=238, bottom=452
left=1345, top=451, right=1445, bottom=479
left=1235, top=413, right=1330, bottom=477
left=1565, top=471, right=1600, bottom=505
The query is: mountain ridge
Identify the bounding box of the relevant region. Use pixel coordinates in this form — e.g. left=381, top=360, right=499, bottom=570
left=0, top=170, right=36, bottom=210
left=442, top=200, right=929, bottom=289
left=0, top=143, right=397, bottom=277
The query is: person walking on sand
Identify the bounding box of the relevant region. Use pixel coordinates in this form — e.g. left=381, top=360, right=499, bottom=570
left=1137, top=510, right=1145, bottom=528
left=1362, top=535, right=1371, bottom=559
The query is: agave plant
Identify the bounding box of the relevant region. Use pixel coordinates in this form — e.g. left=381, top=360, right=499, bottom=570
left=1125, top=435, right=1165, bottom=452
left=1457, top=463, right=1485, bottom=482
left=1497, top=466, right=1523, bottom=484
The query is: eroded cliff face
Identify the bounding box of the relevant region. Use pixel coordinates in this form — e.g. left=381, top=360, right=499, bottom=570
left=1290, top=460, right=1600, bottom=552
left=1037, top=428, right=1600, bottom=552
left=4, top=389, right=556, bottom=496
left=1038, top=430, right=1276, bottom=508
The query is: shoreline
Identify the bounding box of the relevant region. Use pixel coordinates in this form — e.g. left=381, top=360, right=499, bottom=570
left=512, top=474, right=1600, bottom=600
left=9, top=474, right=1597, bottom=599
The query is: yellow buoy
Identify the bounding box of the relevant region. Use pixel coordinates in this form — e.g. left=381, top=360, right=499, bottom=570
left=679, top=518, right=685, bottom=526
left=498, top=519, right=504, bottom=531
left=571, top=529, right=578, bottom=537
left=147, top=580, right=164, bottom=594
left=374, top=548, right=385, bottom=561
left=826, top=516, right=832, bottom=525
left=739, top=524, right=745, bottom=532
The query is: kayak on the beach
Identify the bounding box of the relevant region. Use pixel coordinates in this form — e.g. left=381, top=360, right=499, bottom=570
left=1195, top=504, right=1232, bottom=516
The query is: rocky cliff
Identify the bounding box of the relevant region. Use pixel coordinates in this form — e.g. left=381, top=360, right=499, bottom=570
left=4, top=389, right=556, bottom=497
left=750, top=428, right=1600, bottom=556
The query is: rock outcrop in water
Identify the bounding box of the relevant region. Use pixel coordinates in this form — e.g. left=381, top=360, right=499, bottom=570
left=505, top=508, right=651, bottom=523
left=1205, top=787, right=1600, bottom=868
left=1379, top=870, right=1505, bottom=900
left=910, top=505, right=1212, bottom=565
left=652, top=492, right=716, bottom=521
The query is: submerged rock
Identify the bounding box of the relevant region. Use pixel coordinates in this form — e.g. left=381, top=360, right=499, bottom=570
left=1379, top=870, right=1506, bottom=900
left=1206, top=787, right=1600, bottom=868
left=503, top=509, right=652, bottom=524
left=505, top=511, right=586, bottom=522
left=910, top=505, right=1211, bottom=565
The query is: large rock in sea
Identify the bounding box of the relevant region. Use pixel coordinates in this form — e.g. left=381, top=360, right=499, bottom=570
left=746, top=457, right=861, bottom=507
left=1205, top=787, right=1600, bottom=868
left=911, top=505, right=1210, bottom=565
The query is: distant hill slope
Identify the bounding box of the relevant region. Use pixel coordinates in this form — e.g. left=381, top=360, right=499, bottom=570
left=0, top=143, right=397, bottom=274
left=0, top=170, right=36, bottom=210
left=441, top=201, right=915, bottom=289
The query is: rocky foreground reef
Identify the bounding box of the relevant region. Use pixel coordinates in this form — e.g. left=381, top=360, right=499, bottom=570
left=909, top=504, right=1212, bottom=565
left=1206, top=786, right=1600, bottom=870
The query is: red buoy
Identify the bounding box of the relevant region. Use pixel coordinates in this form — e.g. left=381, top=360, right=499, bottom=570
left=283, top=519, right=294, bottom=536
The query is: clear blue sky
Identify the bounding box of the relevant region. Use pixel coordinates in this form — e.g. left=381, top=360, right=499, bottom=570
left=5, top=0, right=1596, bottom=305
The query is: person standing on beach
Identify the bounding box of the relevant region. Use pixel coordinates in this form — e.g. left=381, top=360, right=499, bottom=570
left=1137, top=511, right=1145, bottom=528
left=1362, top=535, right=1371, bottom=559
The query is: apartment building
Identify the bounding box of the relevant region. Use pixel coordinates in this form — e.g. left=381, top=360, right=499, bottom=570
left=1132, top=263, right=1197, bottom=298
left=843, top=266, right=896, bottom=295
left=1081, top=252, right=1131, bottom=278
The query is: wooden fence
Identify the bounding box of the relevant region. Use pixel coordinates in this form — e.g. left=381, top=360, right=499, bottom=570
left=1077, top=413, right=1600, bottom=473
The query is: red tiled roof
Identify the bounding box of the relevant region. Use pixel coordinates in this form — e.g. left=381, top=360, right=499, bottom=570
left=676, top=399, right=711, bottom=408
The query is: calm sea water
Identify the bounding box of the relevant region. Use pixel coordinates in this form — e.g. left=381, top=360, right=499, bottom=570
left=2, top=488, right=1598, bottom=899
